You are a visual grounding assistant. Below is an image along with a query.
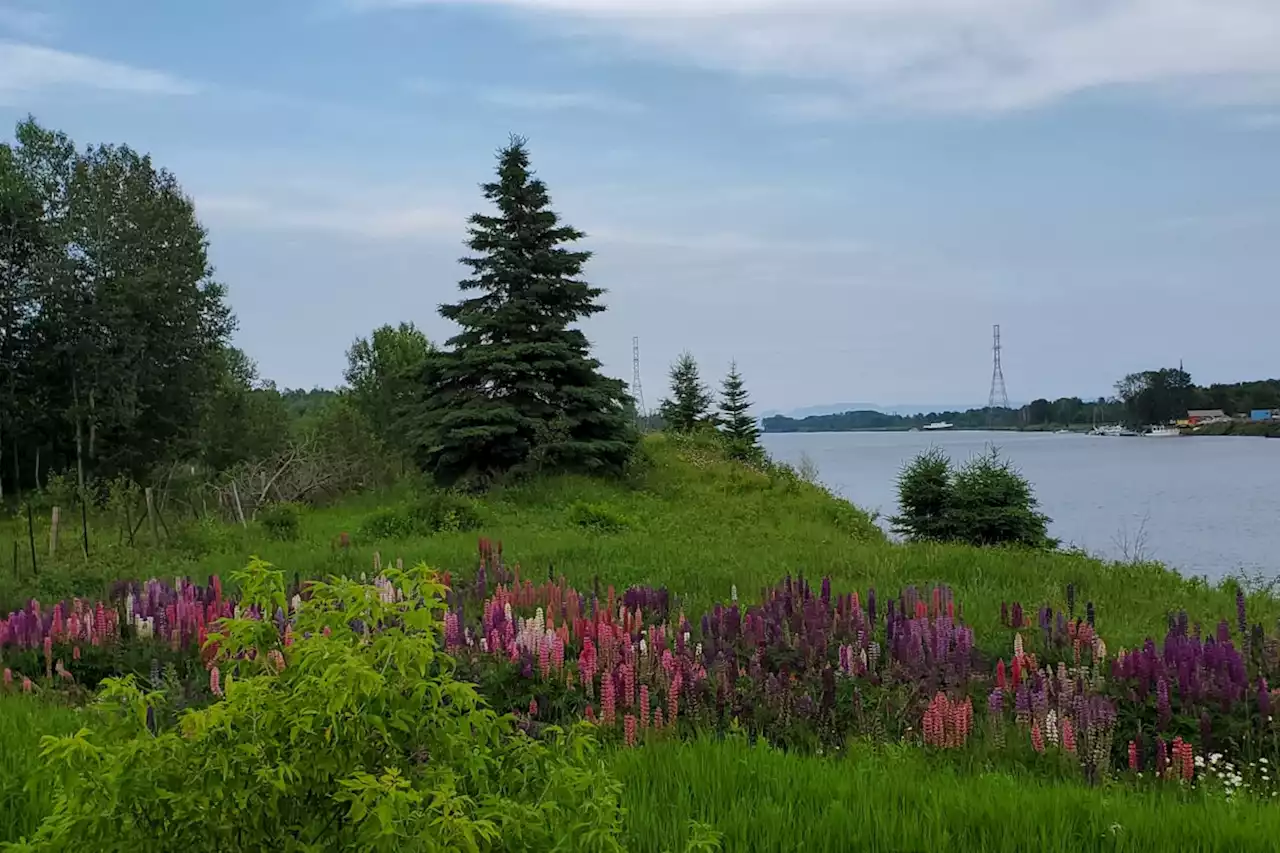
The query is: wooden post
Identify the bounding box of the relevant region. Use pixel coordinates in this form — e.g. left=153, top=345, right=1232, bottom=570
left=49, top=507, right=61, bottom=557
left=230, top=481, right=247, bottom=528
left=145, top=487, right=160, bottom=544
left=25, top=502, right=37, bottom=576
left=79, top=490, right=90, bottom=558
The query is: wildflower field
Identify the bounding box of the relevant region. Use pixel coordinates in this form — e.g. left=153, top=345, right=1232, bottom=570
left=2, top=437, right=1280, bottom=850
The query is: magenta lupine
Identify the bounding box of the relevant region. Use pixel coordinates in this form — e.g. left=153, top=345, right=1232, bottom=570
left=602, top=670, right=616, bottom=725
left=624, top=714, right=638, bottom=747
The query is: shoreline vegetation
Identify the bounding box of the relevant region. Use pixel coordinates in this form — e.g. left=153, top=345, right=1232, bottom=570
left=762, top=371, right=1280, bottom=435
left=5, top=118, right=1280, bottom=851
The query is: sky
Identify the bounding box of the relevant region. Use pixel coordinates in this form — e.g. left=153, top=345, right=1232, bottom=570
left=2, top=0, right=1278, bottom=414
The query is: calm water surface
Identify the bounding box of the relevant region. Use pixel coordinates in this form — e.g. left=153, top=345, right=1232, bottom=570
left=762, top=430, right=1280, bottom=581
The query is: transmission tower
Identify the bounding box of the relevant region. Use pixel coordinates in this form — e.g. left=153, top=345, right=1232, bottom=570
left=631, top=336, right=647, bottom=421
left=988, top=324, right=1009, bottom=415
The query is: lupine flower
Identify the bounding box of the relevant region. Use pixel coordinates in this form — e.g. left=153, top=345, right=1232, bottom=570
left=1128, top=740, right=1139, bottom=771
left=21, top=677, right=32, bottom=693
left=2, top=668, right=10, bottom=688
left=1155, top=737, right=1168, bottom=777
left=529, top=698, right=539, bottom=717
left=640, top=685, right=650, bottom=728
left=624, top=714, right=638, bottom=747
left=584, top=704, right=597, bottom=724
left=210, top=666, right=223, bottom=697
left=1031, top=720, right=1044, bottom=753
left=1062, top=717, right=1076, bottom=754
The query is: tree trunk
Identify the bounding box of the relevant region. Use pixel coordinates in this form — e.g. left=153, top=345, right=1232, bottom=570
left=72, top=372, right=86, bottom=493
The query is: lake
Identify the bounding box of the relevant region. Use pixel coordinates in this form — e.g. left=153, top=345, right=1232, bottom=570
left=761, top=430, right=1280, bottom=582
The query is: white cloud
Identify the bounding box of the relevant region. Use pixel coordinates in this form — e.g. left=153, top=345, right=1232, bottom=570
left=0, top=4, right=57, bottom=39
left=0, top=41, right=196, bottom=103
left=477, top=87, right=643, bottom=114
left=197, top=194, right=465, bottom=241
left=359, top=0, right=1280, bottom=113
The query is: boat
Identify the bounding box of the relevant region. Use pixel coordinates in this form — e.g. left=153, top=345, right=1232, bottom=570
left=1143, top=425, right=1181, bottom=437
left=1088, top=425, right=1139, bottom=437
left=922, top=421, right=954, bottom=431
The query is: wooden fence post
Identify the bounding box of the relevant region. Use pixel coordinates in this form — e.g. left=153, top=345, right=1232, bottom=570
left=49, top=507, right=60, bottom=557
left=230, top=481, right=247, bottom=528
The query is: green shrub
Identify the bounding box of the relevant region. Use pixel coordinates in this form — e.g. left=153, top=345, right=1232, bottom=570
left=567, top=500, right=633, bottom=533
left=409, top=490, right=484, bottom=534
left=13, top=560, right=625, bottom=852
left=892, top=447, right=1055, bottom=549
left=358, top=506, right=419, bottom=540
left=257, top=502, right=302, bottom=541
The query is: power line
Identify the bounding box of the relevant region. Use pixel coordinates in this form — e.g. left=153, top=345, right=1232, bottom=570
left=988, top=324, right=1009, bottom=422
left=631, top=336, right=647, bottom=420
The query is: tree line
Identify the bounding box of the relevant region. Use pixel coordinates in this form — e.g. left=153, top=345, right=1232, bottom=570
left=763, top=368, right=1279, bottom=434
left=3, top=117, right=768, bottom=512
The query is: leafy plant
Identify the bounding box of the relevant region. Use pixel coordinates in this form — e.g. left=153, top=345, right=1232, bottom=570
left=567, top=500, right=633, bottom=533
left=257, top=502, right=302, bottom=541
left=11, top=559, right=626, bottom=852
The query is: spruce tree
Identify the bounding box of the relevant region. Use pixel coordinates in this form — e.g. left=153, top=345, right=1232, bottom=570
left=415, top=136, right=635, bottom=486
left=658, top=351, right=713, bottom=433
left=717, top=361, right=762, bottom=460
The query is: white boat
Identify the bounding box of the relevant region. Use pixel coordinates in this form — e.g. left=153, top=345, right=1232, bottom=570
left=1143, top=425, right=1181, bottom=437
left=922, top=421, right=954, bottom=431
left=1088, top=425, right=1139, bottom=437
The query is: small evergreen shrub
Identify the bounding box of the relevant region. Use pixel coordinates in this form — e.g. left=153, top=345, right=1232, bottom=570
left=892, top=447, right=1055, bottom=549
left=257, top=502, right=302, bottom=541
left=567, top=500, right=633, bottom=533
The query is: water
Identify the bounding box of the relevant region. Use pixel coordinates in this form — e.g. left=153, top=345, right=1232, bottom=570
left=761, top=430, right=1280, bottom=581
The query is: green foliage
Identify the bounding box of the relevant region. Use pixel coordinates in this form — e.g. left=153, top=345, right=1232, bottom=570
left=1115, top=367, right=1195, bottom=427
left=410, top=136, right=636, bottom=488
left=715, top=362, right=762, bottom=462
left=197, top=348, right=290, bottom=472
left=344, top=322, right=434, bottom=456
left=258, top=502, right=302, bottom=541
left=659, top=352, right=714, bottom=433
left=1, top=117, right=234, bottom=489
left=893, top=447, right=1054, bottom=550
left=11, top=560, right=626, bottom=852
left=358, top=492, right=485, bottom=541
left=566, top=500, right=633, bottom=533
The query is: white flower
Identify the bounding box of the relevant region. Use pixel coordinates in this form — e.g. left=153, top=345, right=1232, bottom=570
left=640, top=638, right=648, bottom=655
left=1194, top=756, right=1206, bottom=767
left=1210, top=753, right=1223, bottom=764
left=1262, top=758, right=1270, bottom=765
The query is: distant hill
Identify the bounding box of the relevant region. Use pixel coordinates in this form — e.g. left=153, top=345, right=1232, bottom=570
left=761, top=402, right=991, bottom=420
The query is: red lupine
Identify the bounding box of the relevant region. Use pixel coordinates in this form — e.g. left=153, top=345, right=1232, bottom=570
left=996, top=659, right=1007, bottom=690
left=585, top=704, right=597, bottom=724
left=1061, top=717, right=1076, bottom=754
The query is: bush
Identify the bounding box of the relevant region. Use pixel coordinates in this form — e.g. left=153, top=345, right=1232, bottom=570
left=409, top=490, right=484, bottom=534
left=13, top=560, right=626, bottom=852
left=357, top=492, right=484, bottom=541
left=567, top=500, right=633, bottom=533
left=257, top=502, right=302, bottom=541
left=892, top=447, right=1055, bottom=549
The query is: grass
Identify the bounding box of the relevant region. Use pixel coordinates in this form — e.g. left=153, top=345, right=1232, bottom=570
left=0, top=694, right=80, bottom=842
left=2, top=434, right=1272, bottom=652
left=614, top=737, right=1280, bottom=852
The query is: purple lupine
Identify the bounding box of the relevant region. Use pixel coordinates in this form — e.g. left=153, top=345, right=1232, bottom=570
left=1156, top=676, right=1171, bottom=730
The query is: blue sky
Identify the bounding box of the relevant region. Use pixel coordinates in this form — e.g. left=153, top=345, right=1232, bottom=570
left=2, top=0, right=1278, bottom=413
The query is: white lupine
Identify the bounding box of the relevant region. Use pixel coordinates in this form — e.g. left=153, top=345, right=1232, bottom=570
left=731, top=584, right=738, bottom=603
left=695, top=642, right=703, bottom=658
left=125, top=593, right=135, bottom=621
left=291, top=594, right=302, bottom=613
left=1045, top=710, right=1059, bottom=746
left=1013, top=632, right=1024, bottom=657
left=640, top=638, right=648, bottom=656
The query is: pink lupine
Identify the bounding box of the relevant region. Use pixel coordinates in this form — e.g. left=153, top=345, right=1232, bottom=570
left=210, top=666, right=223, bottom=697
left=1061, top=717, right=1076, bottom=754
left=624, top=714, right=637, bottom=747
left=667, top=672, right=681, bottom=724
left=1031, top=720, right=1044, bottom=753
left=602, top=671, right=616, bottom=725
left=1128, top=740, right=1139, bottom=772
left=653, top=707, right=665, bottom=730
left=529, top=698, right=539, bottom=717
left=2, top=668, right=11, bottom=688
left=623, top=662, right=635, bottom=709
left=72, top=645, right=80, bottom=661
left=584, top=704, right=597, bottom=724
left=640, top=685, right=651, bottom=728
left=538, top=640, right=551, bottom=679
left=552, top=635, right=565, bottom=672
left=21, top=677, right=32, bottom=694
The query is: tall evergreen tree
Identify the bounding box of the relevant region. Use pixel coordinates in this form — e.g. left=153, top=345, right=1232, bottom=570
left=413, top=136, right=635, bottom=487
left=658, top=351, right=713, bottom=432
left=717, top=361, right=762, bottom=461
